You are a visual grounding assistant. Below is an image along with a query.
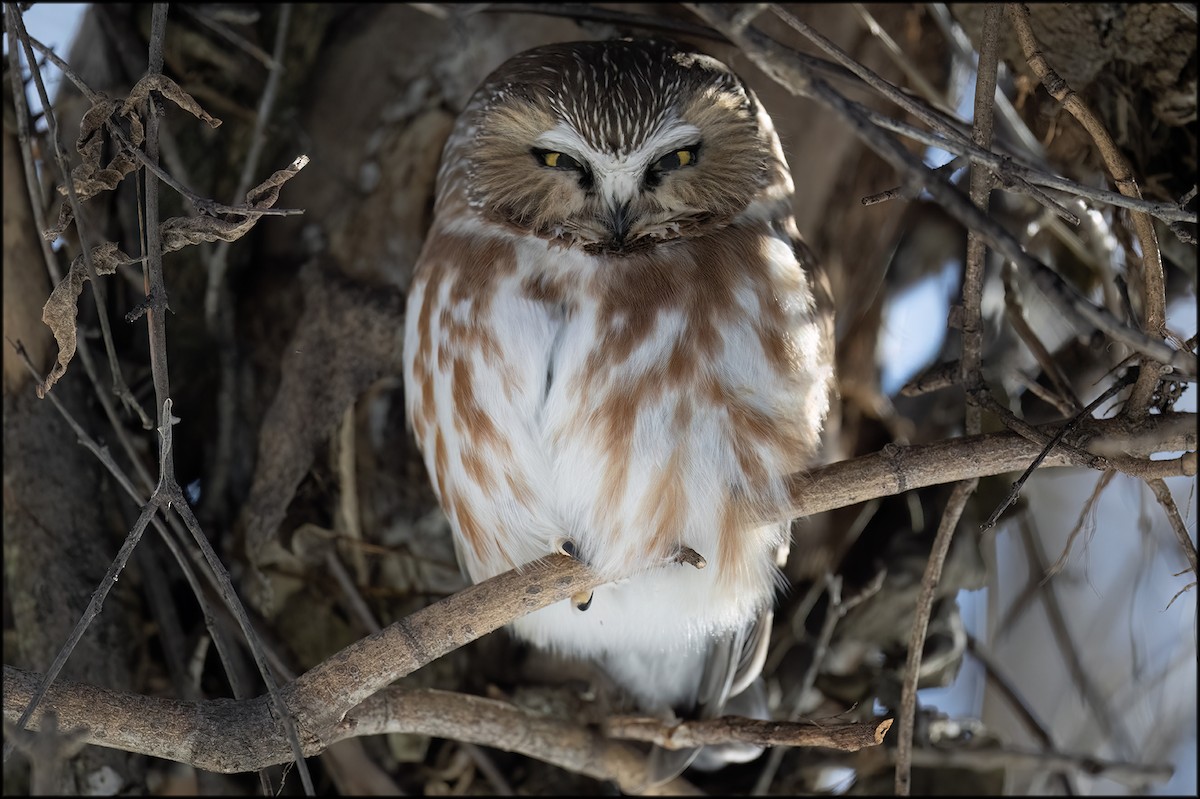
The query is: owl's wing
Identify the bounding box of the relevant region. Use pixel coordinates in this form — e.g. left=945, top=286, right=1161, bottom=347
left=646, top=606, right=775, bottom=784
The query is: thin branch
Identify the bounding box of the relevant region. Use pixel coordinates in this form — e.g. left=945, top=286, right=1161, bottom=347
left=204, top=3, right=292, bottom=321
left=925, top=1, right=1048, bottom=159
left=21, top=33, right=304, bottom=219
left=850, top=2, right=958, bottom=117
left=202, top=4, right=293, bottom=521
left=961, top=4, right=1003, bottom=438
left=177, top=4, right=282, bottom=70
left=965, top=634, right=1077, bottom=794
left=771, top=5, right=965, bottom=143
left=864, top=107, right=1195, bottom=226
left=1144, top=477, right=1199, bottom=577
left=1043, top=470, right=1117, bottom=582
left=753, top=571, right=884, bottom=795
left=6, top=338, right=255, bottom=707
left=4, top=23, right=64, bottom=285
left=1004, top=3, right=1168, bottom=419
left=1008, top=368, right=1079, bottom=418
left=1013, top=515, right=1139, bottom=757
left=980, top=372, right=1136, bottom=529
left=685, top=5, right=1195, bottom=379
left=2, top=471, right=160, bottom=765
left=607, top=715, right=891, bottom=752
left=134, top=6, right=311, bottom=792
left=1001, top=261, right=1082, bottom=412
left=6, top=5, right=151, bottom=426
left=895, top=478, right=977, bottom=795
left=887, top=741, right=1172, bottom=790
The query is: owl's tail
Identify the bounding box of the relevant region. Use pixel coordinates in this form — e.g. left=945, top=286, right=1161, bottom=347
left=643, top=609, right=774, bottom=786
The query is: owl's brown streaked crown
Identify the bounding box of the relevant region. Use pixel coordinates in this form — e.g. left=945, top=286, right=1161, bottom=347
left=481, top=39, right=745, bottom=155
left=444, top=39, right=783, bottom=253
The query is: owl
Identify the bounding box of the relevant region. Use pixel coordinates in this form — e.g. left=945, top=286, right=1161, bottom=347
left=403, top=39, right=833, bottom=777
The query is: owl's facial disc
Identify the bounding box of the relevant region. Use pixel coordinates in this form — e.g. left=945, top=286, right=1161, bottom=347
left=465, top=40, right=775, bottom=254
left=530, top=122, right=705, bottom=253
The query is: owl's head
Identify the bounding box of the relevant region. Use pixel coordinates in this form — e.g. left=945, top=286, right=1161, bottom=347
left=456, top=39, right=780, bottom=255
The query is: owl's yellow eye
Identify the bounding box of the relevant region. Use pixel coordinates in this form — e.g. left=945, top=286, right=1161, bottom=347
left=653, top=147, right=699, bottom=172
left=533, top=149, right=583, bottom=171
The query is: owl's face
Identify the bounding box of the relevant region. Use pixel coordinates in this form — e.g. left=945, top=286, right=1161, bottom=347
left=461, top=40, right=775, bottom=255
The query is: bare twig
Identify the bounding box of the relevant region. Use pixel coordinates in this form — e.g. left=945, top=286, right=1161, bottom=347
left=177, top=4, right=282, bottom=69
left=1004, top=3, right=1168, bottom=419
left=1043, top=470, right=1117, bottom=581
left=608, top=714, right=891, bottom=752
left=925, top=2, right=1048, bottom=158
left=851, top=2, right=957, bottom=116
left=895, top=478, right=977, bottom=795
left=753, top=571, right=884, bottom=794
left=686, top=5, right=1196, bottom=379
left=1001, top=262, right=1082, bottom=412
left=1144, top=477, right=1199, bottom=577
left=980, top=371, right=1135, bottom=530
left=828, top=91, right=1196, bottom=225
left=1012, top=516, right=1138, bottom=757
left=961, top=4, right=1003, bottom=439
left=22, top=33, right=304, bottom=220
left=1165, top=581, right=1196, bottom=610
left=883, top=741, right=1172, bottom=790
left=132, top=6, right=312, bottom=792
left=6, top=5, right=151, bottom=426
left=965, top=634, right=1077, bottom=794
left=203, top=3, right=294, bottom=522
left=771, top=5, right=963, bottom=142
left=2, top=462, right=159, bottom=765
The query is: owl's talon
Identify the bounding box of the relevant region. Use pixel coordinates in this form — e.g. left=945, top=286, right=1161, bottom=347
left=674, top=546, right=707, bottom=569
left=572, top=590, right=594, bottom=611
left=556, top=537, right=580, bottom=559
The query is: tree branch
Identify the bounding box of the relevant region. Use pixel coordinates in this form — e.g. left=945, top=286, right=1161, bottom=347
left=786, top=412, right=1196, bottom=520
left=607, top=715, right=891, bottom=752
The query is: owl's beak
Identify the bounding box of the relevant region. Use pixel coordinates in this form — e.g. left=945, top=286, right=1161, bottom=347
left=605, top=200, right=634, bottom=248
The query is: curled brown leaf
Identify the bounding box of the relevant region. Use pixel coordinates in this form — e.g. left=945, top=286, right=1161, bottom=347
left=120, top=73, right=222, bottom=129
left=158, top=155, right=309, bottom=254
left=38, top=241, right=137, bottom=397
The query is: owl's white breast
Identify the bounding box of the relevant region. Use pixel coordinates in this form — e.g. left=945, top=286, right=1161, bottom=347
left=404, top=218, right=830, bottom=694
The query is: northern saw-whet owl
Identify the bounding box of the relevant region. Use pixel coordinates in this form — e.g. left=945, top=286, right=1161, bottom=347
left=403, top=39, right=833, bottom=777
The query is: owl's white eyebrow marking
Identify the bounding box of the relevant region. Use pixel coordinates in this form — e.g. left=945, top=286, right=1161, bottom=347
left=535, top=118, right=703, bottom=208
left=535, top=120, right=701, bottom=171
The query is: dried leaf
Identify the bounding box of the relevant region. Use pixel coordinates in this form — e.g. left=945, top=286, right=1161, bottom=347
left=157, top=155, right=309, bottom=254
left=44, top=95, right=145, bottom=240
left=38, top=241, right=136, bottom=397
left=45, top=77, right=218, bottom=242
left=120, top=73, right=222, bottom=129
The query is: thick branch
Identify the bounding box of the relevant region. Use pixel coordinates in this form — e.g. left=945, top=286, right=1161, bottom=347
left=786, top=413, right=1196, bottom=519
left=2, top=671, right=695, bottom=795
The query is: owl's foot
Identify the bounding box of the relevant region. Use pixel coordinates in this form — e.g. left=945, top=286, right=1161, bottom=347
left=673, top=545, right=707, bottom=569
left=555, top=538, right=595, bottom=611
